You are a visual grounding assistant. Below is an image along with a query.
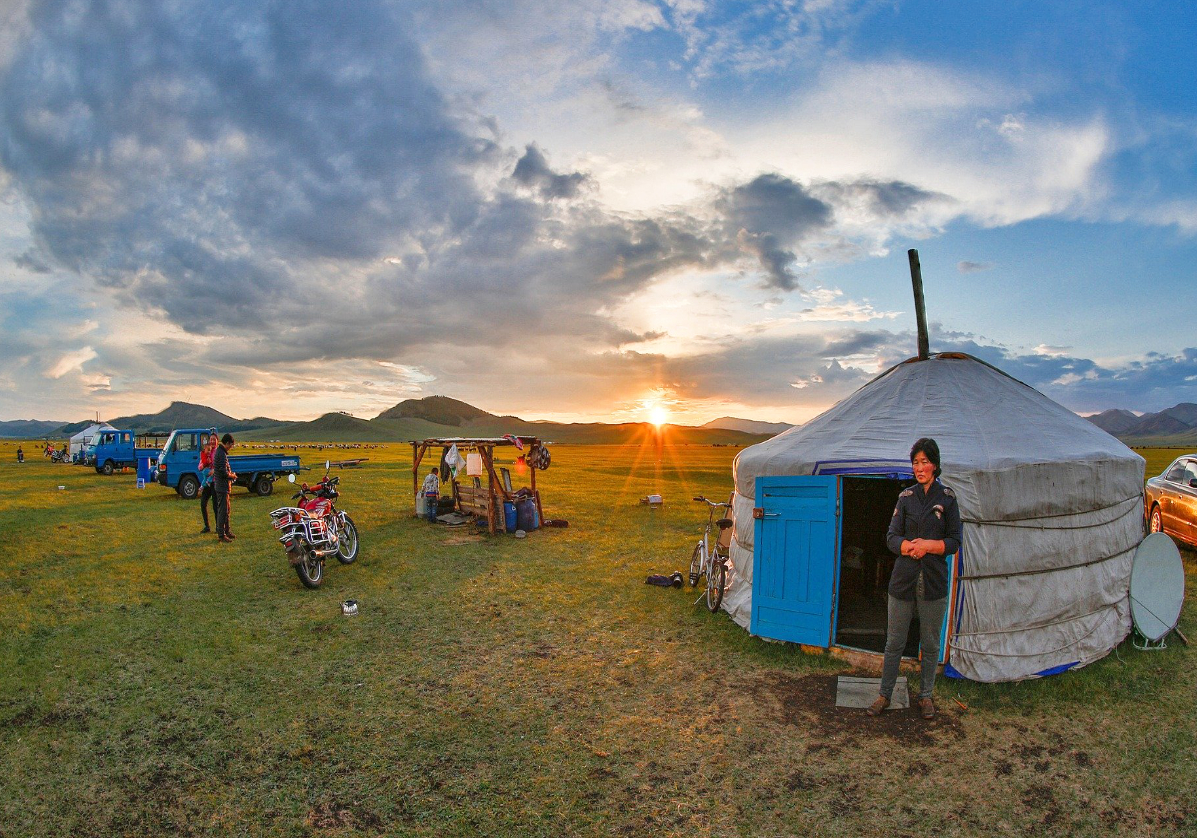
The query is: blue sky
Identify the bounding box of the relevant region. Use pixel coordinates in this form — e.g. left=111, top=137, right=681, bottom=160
left=1, top=0, right=1195, bottom=424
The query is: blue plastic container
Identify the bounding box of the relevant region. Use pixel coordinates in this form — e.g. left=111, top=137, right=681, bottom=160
left=515, top=498, right=539, bottom=531
left=136, top=457, right=155, bottom=484
left=503, top=502, right=517, bottom=533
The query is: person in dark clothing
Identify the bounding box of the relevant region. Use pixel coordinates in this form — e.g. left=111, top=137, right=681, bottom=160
left=16, top=446, right=23, bottom=463
left=868, top=438, right=962, bottom=720
left=212, top=433, right=238, bottom=543
left=198, top=434, right=217, bottom=533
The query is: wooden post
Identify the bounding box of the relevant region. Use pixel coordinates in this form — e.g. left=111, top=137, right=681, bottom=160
left=482, top=445, right=497, bottom=535
left=411, top=442, right=427, bottom=517
left=908, top=249, right=930, bottom=360
left=530, top=440, right=545, bottom=525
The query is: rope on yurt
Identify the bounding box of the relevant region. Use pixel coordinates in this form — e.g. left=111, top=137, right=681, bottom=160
left=954, top=542, right=1137, bottom=581
left=959, top=493, right=1142, bottom=527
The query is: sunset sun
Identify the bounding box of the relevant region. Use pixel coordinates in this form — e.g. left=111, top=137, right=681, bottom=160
left=649, top=405, right=669, bottom=427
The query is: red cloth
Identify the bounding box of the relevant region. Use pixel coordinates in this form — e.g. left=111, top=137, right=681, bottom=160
left=199, top=448, right=214, bottom=470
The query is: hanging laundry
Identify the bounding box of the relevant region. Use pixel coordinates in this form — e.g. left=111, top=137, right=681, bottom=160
left=466, top=450, right=483, bottom=477
left=444, top=444, right=463, bottom=479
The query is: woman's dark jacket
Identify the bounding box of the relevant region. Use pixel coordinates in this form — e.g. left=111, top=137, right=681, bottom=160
left=885, top=479, right=962, bottom=601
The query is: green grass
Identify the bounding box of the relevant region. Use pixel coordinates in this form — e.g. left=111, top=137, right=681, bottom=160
left=0, top=440, right=1194, bottom=837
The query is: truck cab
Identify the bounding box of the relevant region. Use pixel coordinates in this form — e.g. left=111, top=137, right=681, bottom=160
left=93, top=430, right=161, bottom=475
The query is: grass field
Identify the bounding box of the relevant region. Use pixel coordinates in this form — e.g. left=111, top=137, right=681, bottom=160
left=0, top=440, right=1193, bottom=837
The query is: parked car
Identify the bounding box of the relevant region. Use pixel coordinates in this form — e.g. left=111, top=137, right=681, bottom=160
left=1144, top=454, right=1197, bottom=548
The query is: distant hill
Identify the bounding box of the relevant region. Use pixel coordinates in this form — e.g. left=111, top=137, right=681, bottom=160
left=1084, top=409, right=1140, bottom=436
left=107, top=401, right=290, bottom=434
left=1160, top=403, right=1197, bottom=427
left=376, top=396, right=494, bottom=426
left=701, top=417, right=792, bottom=435
left=1129, top=413, right=1191, bottom=437
left=0, top=419, right=70, bottom=439
left=1086, top=402, right=1197, bottom=445
left=254, top=412, right=394, bottom=442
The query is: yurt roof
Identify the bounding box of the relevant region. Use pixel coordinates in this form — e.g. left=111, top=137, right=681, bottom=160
left=735, top=353, right=1143, bottom=522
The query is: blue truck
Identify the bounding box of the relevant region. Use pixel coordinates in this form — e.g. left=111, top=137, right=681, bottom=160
left=155, top=428, right=302, bottom=499
left=92, top=429, right=163, bottom=476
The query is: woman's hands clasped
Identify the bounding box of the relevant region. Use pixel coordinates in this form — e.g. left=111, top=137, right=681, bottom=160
left=902, top=538, right=939, bottom=559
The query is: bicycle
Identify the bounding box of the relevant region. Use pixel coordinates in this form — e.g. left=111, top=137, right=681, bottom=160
left=688, top=495, right=734, bottom=612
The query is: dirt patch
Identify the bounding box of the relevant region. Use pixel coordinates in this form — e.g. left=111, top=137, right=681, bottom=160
left=1, top=703, right=92, bottom=730
left=444, top=534, right=484, bottom=546
left=743, top=671, right=964, bottom=747
left=306, top=800, right=383, bottom=832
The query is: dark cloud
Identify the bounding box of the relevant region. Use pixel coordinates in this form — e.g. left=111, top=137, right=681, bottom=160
left=957, top=260, right=993, bottom=273
left=717, top=174, right=833, bottom=290
left=1, top=0, right=491, bottom=332
left=12, top=250, right=50, bottom=273
left=815, top=180, right=943, bottom=219
left=511, top=144, right=589, bottom=200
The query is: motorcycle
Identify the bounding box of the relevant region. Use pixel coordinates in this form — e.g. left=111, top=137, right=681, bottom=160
left=268, top=463, right=359, bottom=589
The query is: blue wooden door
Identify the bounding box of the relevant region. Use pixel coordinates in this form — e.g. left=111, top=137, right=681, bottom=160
left=750, top=476, right=840, bottom=646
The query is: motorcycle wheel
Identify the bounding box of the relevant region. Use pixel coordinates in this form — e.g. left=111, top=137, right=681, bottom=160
left=295, top=550, right=323, bottom=589
left=336, top=514, right=358, bottom=564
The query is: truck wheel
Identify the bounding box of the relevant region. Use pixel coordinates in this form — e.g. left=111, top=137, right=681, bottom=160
left=254, top=476, right=274, bottom=497
left=101, top=460, right=114, bottom=476
left=178, top=475, right=200, bottom=500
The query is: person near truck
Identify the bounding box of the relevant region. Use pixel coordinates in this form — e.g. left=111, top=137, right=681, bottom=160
left=198, top=434, right=218, bottom=533
left=421, top=467, right=440, bottom=522
left=867, top=437, right=962, bottom=721
left=212, top=433, right=238, bottom=542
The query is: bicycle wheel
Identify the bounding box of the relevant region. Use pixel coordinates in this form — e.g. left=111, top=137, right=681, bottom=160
left=688, top=542, right=704, bottom=587
left=705, top=560, right=726, bottom=612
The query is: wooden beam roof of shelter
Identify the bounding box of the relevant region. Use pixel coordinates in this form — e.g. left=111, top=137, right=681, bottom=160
left=410, top=436, right=541, bottom=447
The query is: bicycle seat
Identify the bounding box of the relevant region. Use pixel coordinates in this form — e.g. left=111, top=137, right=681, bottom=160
left=716, top=518, right=733, bottom=530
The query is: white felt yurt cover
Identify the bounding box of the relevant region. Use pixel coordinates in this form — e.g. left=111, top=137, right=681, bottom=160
left=727, top=354, right=1145, bottom=682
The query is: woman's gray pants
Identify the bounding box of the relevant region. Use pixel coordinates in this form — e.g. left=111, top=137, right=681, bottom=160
left=879, top=590, right=947, bottom=700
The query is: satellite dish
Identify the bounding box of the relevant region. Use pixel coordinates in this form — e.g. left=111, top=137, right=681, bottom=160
left=1129, top=533, right=1185, bottom=647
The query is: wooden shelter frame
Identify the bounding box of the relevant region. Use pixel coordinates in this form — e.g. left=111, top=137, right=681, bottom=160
left=410, top=437, right=545, bottom=535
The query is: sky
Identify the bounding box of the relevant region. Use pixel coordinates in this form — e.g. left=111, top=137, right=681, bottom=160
left=1, top=0, right=1196, bottom=426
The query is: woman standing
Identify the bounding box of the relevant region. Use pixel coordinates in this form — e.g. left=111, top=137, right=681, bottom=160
left=868, top=438, right=962, bottom=720
left=198, top=434, right=218, bottom=533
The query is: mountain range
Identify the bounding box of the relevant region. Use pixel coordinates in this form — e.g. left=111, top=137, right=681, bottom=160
left=0, top=397, right=783, bottom=445
left=13, top=396, right=1197, bottom=446
left=1084, top=403, right=1197, bottom=444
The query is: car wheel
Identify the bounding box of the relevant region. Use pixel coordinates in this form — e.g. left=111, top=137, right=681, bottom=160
left=1149, top=504, right=1163, bottom=534
left=178, top=475, right=200, bottom=500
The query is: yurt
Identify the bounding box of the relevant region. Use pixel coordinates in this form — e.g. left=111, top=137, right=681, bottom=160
left=726, top=352, right=1146, bottom=683
left=69, top=422, right=114, bottom=458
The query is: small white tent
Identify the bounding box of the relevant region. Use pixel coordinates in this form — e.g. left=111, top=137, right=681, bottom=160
left=69, top=422, right=115, bottom=458
left=727, top=353, right=1145, bottom=682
